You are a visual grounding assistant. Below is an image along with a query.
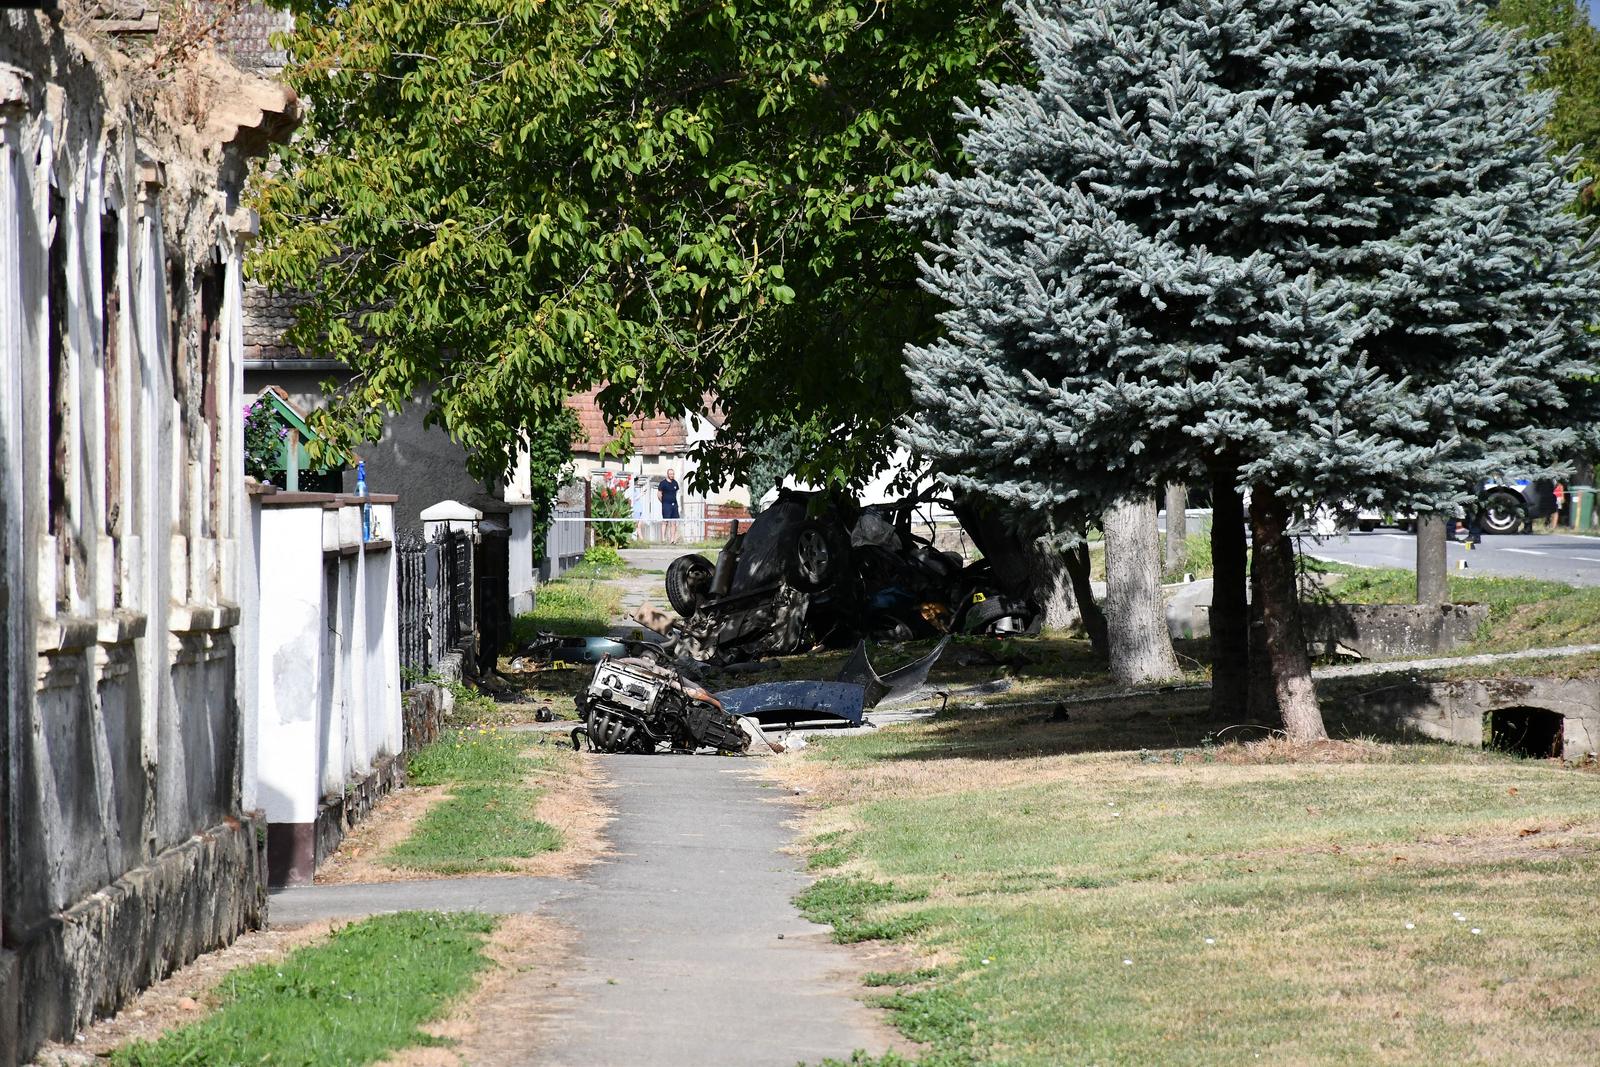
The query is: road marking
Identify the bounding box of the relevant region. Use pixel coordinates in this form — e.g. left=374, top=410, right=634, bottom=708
left=1501, top=547, right=1547, bottom=556
left=1573, top=556, right=1600, bottom=564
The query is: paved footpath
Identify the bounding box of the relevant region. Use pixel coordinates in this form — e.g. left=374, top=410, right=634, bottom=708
left=520, top=755, right=892, bottom=1067
left=268, top=754, right=895, bottom=1066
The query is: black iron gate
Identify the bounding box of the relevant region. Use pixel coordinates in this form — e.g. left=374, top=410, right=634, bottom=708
left=397, top=535, right=429, bottom=688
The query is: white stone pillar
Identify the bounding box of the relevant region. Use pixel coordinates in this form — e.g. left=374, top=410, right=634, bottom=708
left=254, top=503, right=325, bottom=885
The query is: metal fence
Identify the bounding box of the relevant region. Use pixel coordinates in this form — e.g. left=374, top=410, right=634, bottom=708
left=543, top=504, right=587, bottom=579
left=395, top=526, right=478, bottom=683
left=397, top=534, right=429, bottom=689
left=440, top=527, right=473, bottom=654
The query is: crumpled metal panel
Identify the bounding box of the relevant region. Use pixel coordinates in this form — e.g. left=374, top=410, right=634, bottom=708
left=836, top=636, right=950, bottom=708
left=713, top=681, right=867, bottom=726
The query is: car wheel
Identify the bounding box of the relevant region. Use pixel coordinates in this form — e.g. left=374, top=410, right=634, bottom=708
left=665, top=554, right=714, bottom=617
left=789, top=520, right=849, bottom=592
left=1479, top=491, right=1526, bottom=536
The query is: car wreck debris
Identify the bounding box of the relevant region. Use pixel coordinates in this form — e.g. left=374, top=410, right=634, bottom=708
left=573, top=656, right=752, bottom=754
left=664, top=488, right=1039, bottom=662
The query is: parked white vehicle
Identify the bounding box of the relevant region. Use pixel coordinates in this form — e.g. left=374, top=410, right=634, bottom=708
left=1353, top=480, right=1555, bottom=535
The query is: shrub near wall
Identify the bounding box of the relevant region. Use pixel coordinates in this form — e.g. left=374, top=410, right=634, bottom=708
left=590, top=484, right=632, bottom=548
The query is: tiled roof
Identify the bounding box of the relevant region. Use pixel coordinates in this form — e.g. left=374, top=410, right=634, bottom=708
left=567, top=387, right=689, bottom=456
left=242, top=282, right=318, bottom=362
left=215, top=2, right=294, bottom=73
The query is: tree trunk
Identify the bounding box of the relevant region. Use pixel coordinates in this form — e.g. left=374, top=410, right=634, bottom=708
left=1103, top=495, right=1181, bottom=685
left=1164, top=483, right=1188, bottom=575
left=1025, top=536, right=1080, bottom=631
left=1247, top=487, right=1327, bottom=741
left=1063, top=541, right=1109, bottom=656
left=1248, top=535, right=1278, bottom=721
left=1209, top=471, right=1249, bottom=717
left=1416, top=513, right=1448, bottom=605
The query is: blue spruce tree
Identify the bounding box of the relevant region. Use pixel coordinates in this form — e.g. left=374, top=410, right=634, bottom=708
left=896, top=0, right=1600, bottom=739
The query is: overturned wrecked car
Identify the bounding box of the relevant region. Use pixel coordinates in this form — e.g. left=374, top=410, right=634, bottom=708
left=572, top=639, right=951, bottom=753
left=663, top=488, right=1039, bottom=662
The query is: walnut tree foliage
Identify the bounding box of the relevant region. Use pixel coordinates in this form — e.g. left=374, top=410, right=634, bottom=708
left=1492, top=0, right=1600, bottom=214
left=895, top=0, right=1600, bottom=521
left=252, top=0, right=1021, bottom=489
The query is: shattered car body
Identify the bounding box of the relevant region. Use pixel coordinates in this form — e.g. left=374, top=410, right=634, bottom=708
left=573, top=655, right=752, bottom=754
left=665, top=489, right=1037, bottom=662
left=716, top=637, right=951, bottom=729
left=574, top=640, right=950, bottom=749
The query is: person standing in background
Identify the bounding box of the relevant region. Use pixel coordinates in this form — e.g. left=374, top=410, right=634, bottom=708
left=659, top=469, right=681, bottom=544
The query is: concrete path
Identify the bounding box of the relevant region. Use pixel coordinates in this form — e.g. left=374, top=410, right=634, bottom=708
left=521, top=755, right=894, bottom=1067
left=265, top=752, right=895, bottom=1067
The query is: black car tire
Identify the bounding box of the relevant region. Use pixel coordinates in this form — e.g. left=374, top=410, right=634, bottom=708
left=1479, top=490, right=1527, bottom=536
left=665, top=554, right=715, bottom=617
left=961, top=594, right=1017, bottom=634
left=789, top=520, right=849, bottom=592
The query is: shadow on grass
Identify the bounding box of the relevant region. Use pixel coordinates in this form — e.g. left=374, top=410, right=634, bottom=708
left=815, top=639, right=1509, bottom=766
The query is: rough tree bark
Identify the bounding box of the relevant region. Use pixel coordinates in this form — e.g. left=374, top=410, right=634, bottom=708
left=1024, top=535, right=1080, bottom=630
left=1248, top=531, right=1280, bottom=721
left=1416, top=513, right=1448, bottom=605
left=1164, top=483, right=1188, bottom=575
left=1246, top=487, right=1327, bottom=741
left=1103, top=495, right=1181, bottom=685
left=1209, top=471, right=1249, bottom=717
left=1062, top=540, right=1108, bottom=656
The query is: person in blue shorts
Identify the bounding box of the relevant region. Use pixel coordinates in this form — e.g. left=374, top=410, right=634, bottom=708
left=658, top=468, right=681, bottom=543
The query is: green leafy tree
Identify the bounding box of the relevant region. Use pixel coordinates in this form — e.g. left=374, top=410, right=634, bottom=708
left=897, top=0, right=1600, bottom=739
left=1494, top=0, right=1600, bottom=213
left=254, top=0, right=1023, bottom=492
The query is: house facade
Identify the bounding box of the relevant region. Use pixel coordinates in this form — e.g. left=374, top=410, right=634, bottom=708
left=0, top=10, right=296, bottom=1061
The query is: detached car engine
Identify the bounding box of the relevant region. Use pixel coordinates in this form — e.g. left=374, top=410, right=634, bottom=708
left=574, top=655, right=751, bottom=755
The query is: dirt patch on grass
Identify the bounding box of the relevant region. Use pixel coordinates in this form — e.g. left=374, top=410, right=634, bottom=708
left=1397, top=821, right=1600, bottom=865
left=381, top=914, right=575, bottom=1067
left=316, top=753, right=613, bottom=884
left=31, top=922, right=338, bottom=1064
left=314, top=782, right=451, bottom=884
left=1206, top=736, right=1392, bottom=764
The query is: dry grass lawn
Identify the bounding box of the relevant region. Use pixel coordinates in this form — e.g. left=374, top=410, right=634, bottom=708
left=774, top=698, right=1600, bottom=1066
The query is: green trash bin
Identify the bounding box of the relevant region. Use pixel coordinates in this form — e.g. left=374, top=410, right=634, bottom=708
left=1568, top=486, right=1595, bottom=529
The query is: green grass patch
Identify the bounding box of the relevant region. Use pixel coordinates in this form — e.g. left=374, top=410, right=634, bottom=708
left=390, top=728, right=562, bottom=873
left=796, top=876, right=929, bottom=943
left=387, top=783, right=561, bottom=873
left=512, top=577, right=624, bottom=638
left=1321, top=566, right=1600, bottom=652
left=792, top=722, right=1600, bottom=1065
left=114, top=912, right=496, bottom=1066
left=404, top=727, right=538, bottom=786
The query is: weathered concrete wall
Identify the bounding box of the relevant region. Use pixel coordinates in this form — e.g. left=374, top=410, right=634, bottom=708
left=0, top=11, right=294, bottom=1062
left=1302, top=603, right=1489, bottom=661
left=18, top=818, right=265, bottom=1052
left=1335, top=674, right=1600, bottom=762
left=403, top=681, right=454, bottom=753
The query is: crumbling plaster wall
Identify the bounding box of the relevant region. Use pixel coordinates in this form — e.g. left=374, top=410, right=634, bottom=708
left=0, top=11, right=294, bottom=1063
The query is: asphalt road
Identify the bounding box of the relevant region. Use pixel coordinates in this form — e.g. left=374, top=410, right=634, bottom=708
left=1303, top=530, right=1600, bottom=587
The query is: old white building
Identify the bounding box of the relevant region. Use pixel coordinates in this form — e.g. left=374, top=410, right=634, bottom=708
left=0, top=10, right=295, bottom=1061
